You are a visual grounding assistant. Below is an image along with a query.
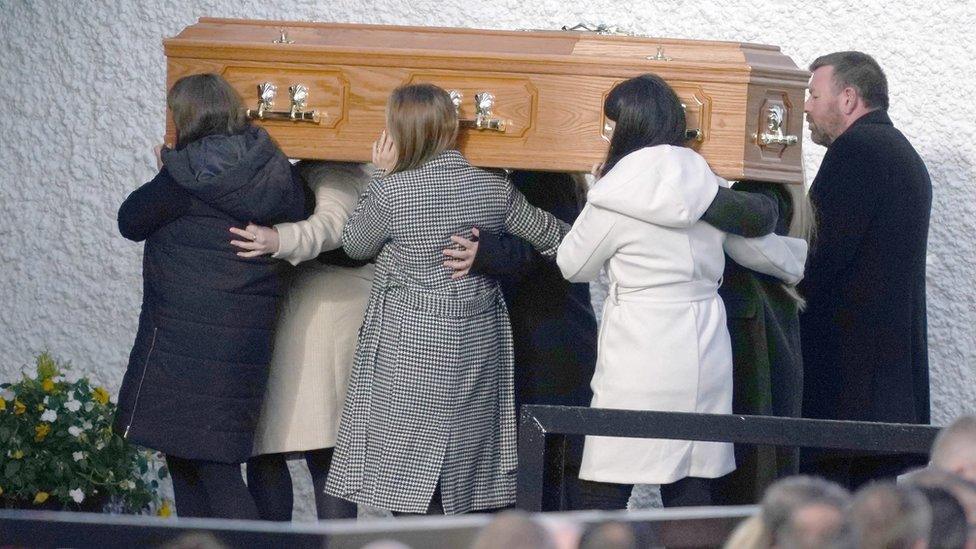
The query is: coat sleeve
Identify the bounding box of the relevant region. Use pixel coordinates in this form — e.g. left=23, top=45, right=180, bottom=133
left=341, top=177, right=390, bottom=260
left=556, top=203, right=619, bottom=283
left=700, top=186, right=779, bottom=237
left=117, top=169, right=193, bottom=242
left=502, top=183, right=568, bottom=258
left=469, top=230, right=540, bottom=279
left=273, top=168, right=364, bottom=266
left=724, top=234, right=808, bottom=285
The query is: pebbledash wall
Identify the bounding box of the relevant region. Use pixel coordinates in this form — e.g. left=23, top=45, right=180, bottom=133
left=2, top=0, right=974, bottom=518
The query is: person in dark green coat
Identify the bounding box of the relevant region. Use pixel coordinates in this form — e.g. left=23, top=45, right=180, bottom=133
left=701, top=180, right=815, bottom=504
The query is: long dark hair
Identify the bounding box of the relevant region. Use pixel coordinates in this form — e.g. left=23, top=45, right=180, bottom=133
left=167, top=73, right=248, bottom=148
left=601, top=74, right=687, bottom=177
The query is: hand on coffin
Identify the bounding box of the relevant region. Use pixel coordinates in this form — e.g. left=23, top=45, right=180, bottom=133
left=372, top=130, right=397, bottom=172
left=443, top=227, right=480, bottom=280
left=230, top=223, right=280, bottom=258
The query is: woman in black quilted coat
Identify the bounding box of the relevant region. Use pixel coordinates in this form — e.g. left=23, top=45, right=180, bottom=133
left=114, top=74, right=306, bottom=519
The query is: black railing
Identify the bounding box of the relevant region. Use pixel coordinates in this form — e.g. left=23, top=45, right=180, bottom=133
left=516, top=405, right=940, bottom=512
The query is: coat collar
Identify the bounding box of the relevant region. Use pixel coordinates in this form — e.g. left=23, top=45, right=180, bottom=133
left=842, top=109, right=893, bottom=135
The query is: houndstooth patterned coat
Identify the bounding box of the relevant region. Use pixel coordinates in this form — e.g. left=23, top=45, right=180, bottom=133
left=325, top=150, right=566, bottom=514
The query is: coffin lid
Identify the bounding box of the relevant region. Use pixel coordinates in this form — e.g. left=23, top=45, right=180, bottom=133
left=165, top=18, right=809, bottom=83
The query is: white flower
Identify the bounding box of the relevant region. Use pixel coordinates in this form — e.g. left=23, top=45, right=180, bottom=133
left=43, top=396, right=50, bottom=405
left=84, top=402, right=94, bottom=412
left=96, top=441, right=105, bottom=450
left=68, top=425, right=83, bottom=437
left=69, top=488, right=85, bottom=504
left=82, top=421, right=93, bottom=430
left=67, top=390, right=75, bottom=400
left=64, top=399, right=82, bottom=412
left=0, top=389, right=13, bottom=400
left=72, top=451, right=86, bottom=462
left=40, top=409, right=57, bottom=422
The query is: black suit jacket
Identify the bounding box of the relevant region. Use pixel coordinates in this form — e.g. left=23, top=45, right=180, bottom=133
left=799, top=110, right=931, bottom=424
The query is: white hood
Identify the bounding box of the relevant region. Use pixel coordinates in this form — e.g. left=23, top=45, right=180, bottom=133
left=586, top=145, right=723, bottom=228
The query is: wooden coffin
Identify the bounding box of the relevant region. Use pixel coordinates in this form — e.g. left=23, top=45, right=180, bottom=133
left=165, top=18, right=809, bottom=183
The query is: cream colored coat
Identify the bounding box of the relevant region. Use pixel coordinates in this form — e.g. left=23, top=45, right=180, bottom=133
left=252, top=162, right=374, bottom=455
left=557, top=145, right=807, bottom=484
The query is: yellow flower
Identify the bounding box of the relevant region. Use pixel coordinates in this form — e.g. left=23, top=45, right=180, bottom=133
left=0, top=397, right=6, bottom=411
left=157, top=499, right=172, bottom=517
left=34, top=423, right=51, bottom=442
left=10, top=450, right=24, bottom=459
left=92, top=387, right=110, bottom=405
left=13, top=399, right=26, bottom=415
left=33, top=492, right=49, bottom=504
left=41, top=377, right=55, bottom=393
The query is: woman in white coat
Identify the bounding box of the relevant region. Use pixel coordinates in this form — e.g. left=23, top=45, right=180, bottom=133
left=229, top=161, right=374, bottom=520
left=557, top=74, right=808, bottom=509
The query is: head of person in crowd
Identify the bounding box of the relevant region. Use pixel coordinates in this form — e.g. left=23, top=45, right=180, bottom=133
left=904, top=466, right=976, bottom=548
left=850, top=482, right=931, bottom=549
left=469, top=510, right=556, bottom=549
left=760, top=475, right=852, bottom=549
left=804, top=50, right=888, bottom=147
left=916, top=486, right=970, bottom=549
left=578, top=521, right=637, bottom=549
left=167, top=73, right=248, bottom=150
left=930, top=415, right=976, bottom=483
left=600, top=73, right=687, bottom=177
left=384, top=83, right=458, bottom=175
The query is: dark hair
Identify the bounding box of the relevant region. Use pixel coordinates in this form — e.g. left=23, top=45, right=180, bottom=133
left=601, top=74, right=687, bottom=177
left=167, top=73, right=248, bottom=148
left=809, top=51, right=889, bottom=111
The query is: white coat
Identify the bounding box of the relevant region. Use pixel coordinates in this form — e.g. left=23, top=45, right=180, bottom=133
left=557, top=145, right=807, bottom=484
left=251, top=162, right=375, bottom=455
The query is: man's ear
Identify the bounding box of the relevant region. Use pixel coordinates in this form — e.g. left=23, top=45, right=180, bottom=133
left=841, top=86, right=860, bottom=115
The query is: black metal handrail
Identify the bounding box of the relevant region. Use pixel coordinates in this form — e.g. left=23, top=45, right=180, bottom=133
left=516, top=405, right=940, bottom=511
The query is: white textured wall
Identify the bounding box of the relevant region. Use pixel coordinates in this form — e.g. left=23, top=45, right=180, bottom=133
left=2, top=0, right=974, bottom=519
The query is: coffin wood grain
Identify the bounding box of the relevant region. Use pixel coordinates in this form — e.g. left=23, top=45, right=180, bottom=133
left=165, top=18, right=809, bottom=182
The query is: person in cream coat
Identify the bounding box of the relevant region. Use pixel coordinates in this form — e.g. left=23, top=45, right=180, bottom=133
left=556, top=74, right=808, bottom=509
left=230, top=161, right=374, bottom=520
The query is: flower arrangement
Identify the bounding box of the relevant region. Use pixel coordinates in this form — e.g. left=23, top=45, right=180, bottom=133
left=0, top=352, right=166, bottom=513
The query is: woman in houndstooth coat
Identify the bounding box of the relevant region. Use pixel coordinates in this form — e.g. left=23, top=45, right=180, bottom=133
left=325, top=84, right=566, bottom=514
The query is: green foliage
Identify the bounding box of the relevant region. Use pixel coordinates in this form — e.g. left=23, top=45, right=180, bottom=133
left=0, top=353, right=164, bottom=513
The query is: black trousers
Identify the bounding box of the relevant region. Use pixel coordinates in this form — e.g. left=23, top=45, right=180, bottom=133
left=577, top=476, right=714, bottom=510
left=166, top=456, right=259, bottom=519
left=800, top=451, right=926, bottom=490
left=246, top=448, right=357, bottom=521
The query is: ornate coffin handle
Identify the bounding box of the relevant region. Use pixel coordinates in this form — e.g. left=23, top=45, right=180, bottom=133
left=448, top=90, right=507, bottom=132
left=755, top=104, right=798, bottom=146
left=245, top=82, right=322, bottom=124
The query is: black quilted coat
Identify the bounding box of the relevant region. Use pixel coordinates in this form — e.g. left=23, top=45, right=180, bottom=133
left=113, top=126, right=306, bottom=463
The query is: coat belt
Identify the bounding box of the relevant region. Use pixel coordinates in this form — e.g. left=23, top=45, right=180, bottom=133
left=608, top=280, right=718, bottom=305
left=387, top=285, right=500, bottom=318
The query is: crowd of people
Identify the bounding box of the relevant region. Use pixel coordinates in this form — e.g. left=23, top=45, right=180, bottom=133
left=114, top=46, right=943, bottom=536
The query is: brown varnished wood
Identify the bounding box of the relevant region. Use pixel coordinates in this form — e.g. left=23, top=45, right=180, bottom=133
left=165, top=18, right=809, bottom=183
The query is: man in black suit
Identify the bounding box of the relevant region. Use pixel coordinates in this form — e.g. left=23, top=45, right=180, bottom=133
left=799, top=51, right=932, bottom=488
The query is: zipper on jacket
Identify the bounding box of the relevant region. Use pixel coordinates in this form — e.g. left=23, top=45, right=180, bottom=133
left=124, top=327, right=158, bottom=439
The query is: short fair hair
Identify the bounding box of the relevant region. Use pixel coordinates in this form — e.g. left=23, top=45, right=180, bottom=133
left=930, top=415, right=976, bottom=469
left=809, top=51, right=889, bottom=111
left=850, top=483, right=931, bottom=549
left=761, top=475, right=851, bottom=539
left=385, top=83, right=458, bottom=174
